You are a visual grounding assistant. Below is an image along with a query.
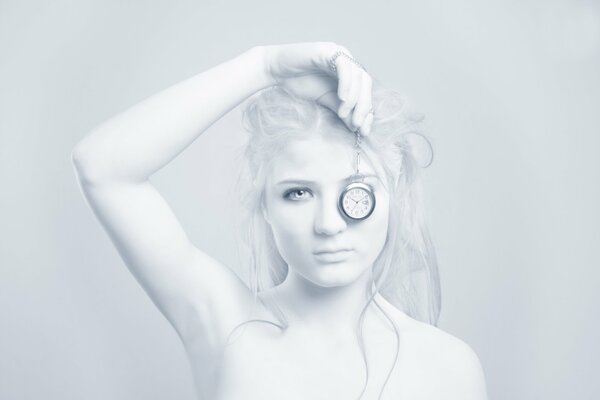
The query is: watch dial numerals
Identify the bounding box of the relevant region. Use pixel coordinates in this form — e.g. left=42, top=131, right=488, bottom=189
left=340, top=185, right=375, bottom=220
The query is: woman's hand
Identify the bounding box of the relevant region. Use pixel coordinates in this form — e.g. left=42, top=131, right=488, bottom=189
left=262, top=42, right=374, bottom=135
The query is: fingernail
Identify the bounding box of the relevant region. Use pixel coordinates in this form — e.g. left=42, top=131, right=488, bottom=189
left=363, top=114, right=373, bottom=135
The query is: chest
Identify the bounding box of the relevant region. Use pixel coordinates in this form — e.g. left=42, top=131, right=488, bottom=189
left=188, top=323, right=441, bottom=400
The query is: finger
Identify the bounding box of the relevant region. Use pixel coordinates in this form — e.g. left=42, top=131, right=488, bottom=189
left=339, top=67, right=362, bottom=119
left=352, top=73, right=373, bottom=135
left=338, top=70, right=356, bottom=118
left=315, top=90, right=341, bottom=112
left=316, top=91, right=355, bottom=131
left=335, top=54, right=353, bottom=103
left=361, top=112, right=374, bottom=136
left=329, top=43, right=354, bottom=75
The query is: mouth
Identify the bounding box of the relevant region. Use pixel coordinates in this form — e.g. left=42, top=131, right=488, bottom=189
left=313, top=249, right=354, bottom=263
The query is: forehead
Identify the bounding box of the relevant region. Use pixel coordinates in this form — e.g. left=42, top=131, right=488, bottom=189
left=267, top=136, right=381, bottom=184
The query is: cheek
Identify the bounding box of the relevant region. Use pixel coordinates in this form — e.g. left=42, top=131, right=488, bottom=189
left=268, top=203, right=314, bottom=261
left=358, top=195, right=390, bottom=256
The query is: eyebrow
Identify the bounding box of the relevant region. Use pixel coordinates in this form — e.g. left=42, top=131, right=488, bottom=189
left=275, top=174, right=380, bottom=186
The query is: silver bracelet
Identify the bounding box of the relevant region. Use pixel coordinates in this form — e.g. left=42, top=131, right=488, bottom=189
left=329, top=51, right=367, bottom=75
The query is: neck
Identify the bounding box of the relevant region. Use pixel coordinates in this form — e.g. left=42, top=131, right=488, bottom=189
left=274, top=268, right=375, bottom=331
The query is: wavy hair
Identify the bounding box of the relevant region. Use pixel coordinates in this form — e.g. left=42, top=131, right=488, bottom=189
left=231, top=81, right=441, bottom=399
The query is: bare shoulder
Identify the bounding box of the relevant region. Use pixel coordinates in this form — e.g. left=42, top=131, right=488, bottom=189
left=371, top=297, right=487, bottom=399
left=408, top=321, right=489, bottom=400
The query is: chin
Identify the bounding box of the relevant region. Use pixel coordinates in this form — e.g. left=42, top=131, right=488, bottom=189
left=305, top=262, right=370, bottom=288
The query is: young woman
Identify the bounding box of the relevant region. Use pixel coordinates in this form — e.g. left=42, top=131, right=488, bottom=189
left=72, top=42, right=487, bottom=399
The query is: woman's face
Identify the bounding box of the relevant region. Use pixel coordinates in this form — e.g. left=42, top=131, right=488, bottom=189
left=263, top=134, right=390, bottom=288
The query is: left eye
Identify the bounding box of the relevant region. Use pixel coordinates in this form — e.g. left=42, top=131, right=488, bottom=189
left=284, top=189, right=312, bottom=201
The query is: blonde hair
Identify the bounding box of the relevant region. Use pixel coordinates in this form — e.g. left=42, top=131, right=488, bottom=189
left=232, top=81, right=441, bottom=398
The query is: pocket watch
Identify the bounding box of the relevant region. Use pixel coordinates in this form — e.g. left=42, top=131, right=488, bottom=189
left=339, top=179, right=376, bottom=220
left=338, top=131, right=376, bottom=221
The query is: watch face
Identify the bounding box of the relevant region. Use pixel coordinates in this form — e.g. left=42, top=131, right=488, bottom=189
left=339, top=182, right=376, bottom=220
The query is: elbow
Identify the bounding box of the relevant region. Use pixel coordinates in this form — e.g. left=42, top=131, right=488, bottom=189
left=71, top=141, right=108, bottom=185
left=71, top=140, right=144, bottom=186
left=71, top=144, right=86, bottom=173
left=71, top=141, right=93, bottom=176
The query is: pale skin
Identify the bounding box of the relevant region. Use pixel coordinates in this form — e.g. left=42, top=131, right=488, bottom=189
left=72, top=42, right=488, bottom=399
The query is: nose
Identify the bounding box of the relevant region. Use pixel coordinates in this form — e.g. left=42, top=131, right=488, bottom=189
left=314, top=195, right=347, bottom=236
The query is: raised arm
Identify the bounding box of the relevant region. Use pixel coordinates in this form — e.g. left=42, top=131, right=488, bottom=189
left=72, top=47, right=273, bottom=183
left=71, top=43, right=373, bottom=351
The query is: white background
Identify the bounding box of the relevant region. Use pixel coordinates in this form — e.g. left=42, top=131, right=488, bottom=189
left=1, top=1, right=599, bottom=399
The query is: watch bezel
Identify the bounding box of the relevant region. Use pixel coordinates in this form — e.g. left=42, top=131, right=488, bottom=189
left=338, top=182, right=376, bottom=220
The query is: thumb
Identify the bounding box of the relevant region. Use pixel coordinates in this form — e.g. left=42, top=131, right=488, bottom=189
left=316, top=91, right=355, bottom=133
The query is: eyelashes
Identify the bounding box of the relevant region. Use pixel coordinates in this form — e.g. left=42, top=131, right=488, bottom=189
left=283, top=188, right=313, bottom=201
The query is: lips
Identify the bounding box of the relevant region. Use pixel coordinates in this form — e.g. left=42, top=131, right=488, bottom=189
left=313, top=247, right=353, bottom=255
left=313, top=249, right=354, bottom=263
